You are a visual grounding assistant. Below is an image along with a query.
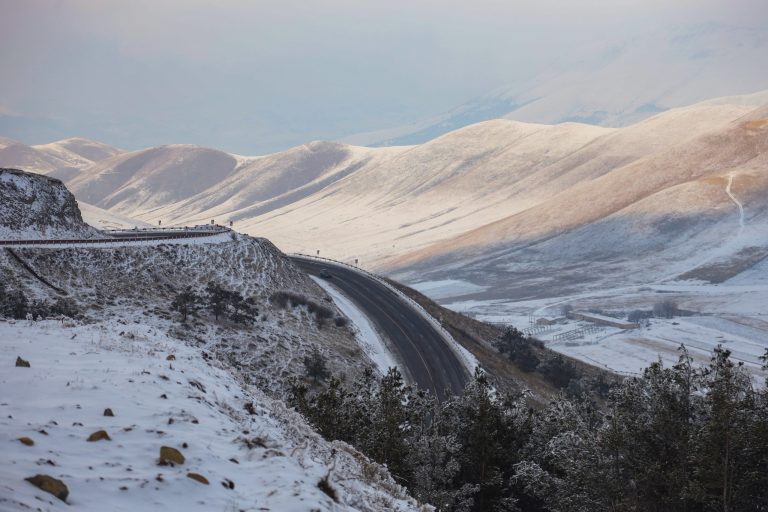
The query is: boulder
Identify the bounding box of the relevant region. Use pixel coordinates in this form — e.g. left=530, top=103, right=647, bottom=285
left=187, top=472, right=209, bottom=485
left=25, top=474, right=69, bottom=502
left=15, top=356, right=30, bottom=368
left=87, top=430, right=111, bottom=442
left=159, top=446, right=185, bottom=466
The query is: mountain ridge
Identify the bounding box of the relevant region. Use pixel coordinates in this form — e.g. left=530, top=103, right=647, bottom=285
left=1, top=91, right=767, bottom=301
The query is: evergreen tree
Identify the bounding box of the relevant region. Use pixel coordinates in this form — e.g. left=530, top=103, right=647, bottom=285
left=288, top=346, right=768, bottom=512
left=494, top=327, right=540, bottom=372
left=171, top=286, right=199, bottom=322
left=369, top=368, right=410, bottom=482
left=228, top=291, right=256, bottom=324
left=3, top=288, right=28, bottom=319
left=692, top=346, right=758, bottom=511
left=311, top=376, right=348, bottom=439
left=205, top=281, right=228, bottom=320
left=303, top=348, right=330, bottom=384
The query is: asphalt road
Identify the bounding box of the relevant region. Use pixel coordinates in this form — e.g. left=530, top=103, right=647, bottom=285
left=291, top=257, right=470, bottom=400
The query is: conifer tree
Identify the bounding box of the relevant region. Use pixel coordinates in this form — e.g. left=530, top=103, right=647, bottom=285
left=171, top=286, right=199, bottom=322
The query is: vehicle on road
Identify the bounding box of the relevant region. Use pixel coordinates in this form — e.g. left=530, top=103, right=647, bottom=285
left=319, top=268, right=333, bottom=279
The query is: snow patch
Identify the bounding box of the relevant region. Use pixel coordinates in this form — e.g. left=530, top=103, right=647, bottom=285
left=410, top=279, right=488, bottom=300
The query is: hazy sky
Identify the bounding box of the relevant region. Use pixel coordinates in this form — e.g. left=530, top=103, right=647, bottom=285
left=1, top=0, right=766, bottom=153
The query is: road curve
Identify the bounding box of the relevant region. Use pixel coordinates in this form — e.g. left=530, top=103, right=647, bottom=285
left=290, top=256, right=469, bottom=400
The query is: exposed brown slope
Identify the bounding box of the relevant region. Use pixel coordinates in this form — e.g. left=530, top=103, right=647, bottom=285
left=67, top=145, right=240, bottom=213
left=387, top=105, right=768, bottom=272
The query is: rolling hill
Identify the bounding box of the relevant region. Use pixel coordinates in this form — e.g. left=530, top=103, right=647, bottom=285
left=2, top=92, right=767, bottom=302
left=0, top=136, right=122, bottom=177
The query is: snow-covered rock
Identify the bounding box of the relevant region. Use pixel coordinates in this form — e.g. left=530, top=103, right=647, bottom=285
left=0, top=168, right=102, bottom=241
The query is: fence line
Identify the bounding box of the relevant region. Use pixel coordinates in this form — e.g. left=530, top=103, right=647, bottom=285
left=552, top=324, right=603, bottom=342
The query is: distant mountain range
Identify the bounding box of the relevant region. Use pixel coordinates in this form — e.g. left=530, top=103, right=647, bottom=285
left=2, top=90, right=767, bottom=302
left=343, top=24, right=768, bottom=147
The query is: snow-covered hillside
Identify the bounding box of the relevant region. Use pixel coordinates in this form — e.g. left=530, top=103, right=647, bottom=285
left=33, top=138, right=123, bottom=170
left=77, top=202, right=153, bottom=230
left=0, top=234, right=374, bottom=396
left=0, top=137, right=121, bottom=176
left=0, top=319, right=420, bottom=511
left=64, top=141, right=405, bottom=223
left=0, top=168, right=102, bottom=240
left=65, top=145, right=241, bottom=214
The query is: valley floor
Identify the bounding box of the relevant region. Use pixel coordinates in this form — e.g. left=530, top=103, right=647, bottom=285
left=417, top=279, right=768, bottom=385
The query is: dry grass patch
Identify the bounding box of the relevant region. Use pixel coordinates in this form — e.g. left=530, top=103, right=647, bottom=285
left=742, top=119, right=768, bottom=131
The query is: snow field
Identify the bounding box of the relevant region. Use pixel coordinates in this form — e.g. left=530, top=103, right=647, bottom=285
left=0, top=320, right=421, bottom=511
left=446, top=283, right=768, bottom=385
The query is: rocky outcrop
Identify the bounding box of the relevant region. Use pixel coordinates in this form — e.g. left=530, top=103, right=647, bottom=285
left=0, top=168, right=101, bottom=240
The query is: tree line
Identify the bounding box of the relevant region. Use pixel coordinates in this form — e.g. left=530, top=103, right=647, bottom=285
left=292, top=345, right=768, bottom=511
left=171, top=281, right=258, bottom=324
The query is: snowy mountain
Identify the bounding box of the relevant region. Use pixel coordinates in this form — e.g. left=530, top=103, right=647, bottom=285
left=65, top=145, right=241, bottom=214
left=3, top=91, right=767, bottom=303
left=63, top=141, right=397, bottom=222
left=0, top=139, right=76, bottom=175
left=0, top=137, right=122, bottom=178
left=344, top=24, right=768, bottom=146
left=83, top=94, right=761, bottom=301
left=34, top=137, right=123, bottom=170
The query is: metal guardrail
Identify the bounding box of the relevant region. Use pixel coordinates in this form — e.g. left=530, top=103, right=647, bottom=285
left=101, top=226, right=224, bottom=234
left=0, top=227, right=229, bottom=246
left=292, top=253, right=479, bottom=375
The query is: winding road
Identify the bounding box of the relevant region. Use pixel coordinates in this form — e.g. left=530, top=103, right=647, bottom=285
left=290, top=256, right=470, bottom=400
left=1, top=226, right=471, bottom=399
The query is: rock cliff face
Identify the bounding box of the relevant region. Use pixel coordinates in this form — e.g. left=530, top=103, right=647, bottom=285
left=0, top=168, right=101, bottom=240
